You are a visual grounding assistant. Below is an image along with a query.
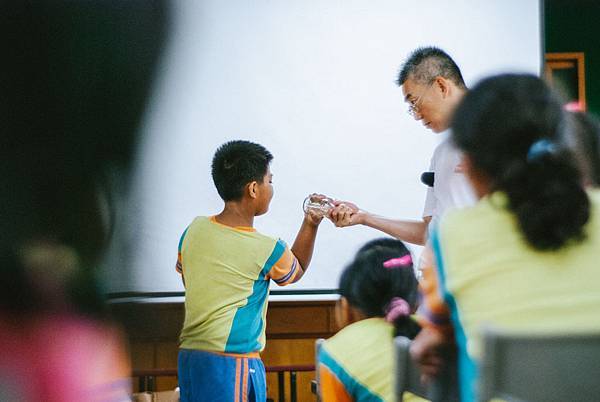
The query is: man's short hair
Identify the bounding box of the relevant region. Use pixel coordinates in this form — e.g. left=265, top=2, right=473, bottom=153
left=397, top=47, right=466, bottom=89
left=211, top=140, right=273, bottom=201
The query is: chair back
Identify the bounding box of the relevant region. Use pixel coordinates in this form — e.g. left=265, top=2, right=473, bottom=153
left=479, top=329, right=600, bottom=402
left=394, top=336, right=460, bottom=402
left=314, top=338, right=325, bottom=402
left=394, top=336, right=429, bottom=401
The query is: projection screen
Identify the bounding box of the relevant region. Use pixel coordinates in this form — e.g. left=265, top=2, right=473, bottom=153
left=104, top=0, right=543, bottom=299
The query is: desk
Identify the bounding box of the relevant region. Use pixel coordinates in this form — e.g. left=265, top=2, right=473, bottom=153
left=110, top=298, right=340, bottom=401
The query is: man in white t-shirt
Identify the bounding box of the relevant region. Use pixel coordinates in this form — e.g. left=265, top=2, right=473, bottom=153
left=331, top=47, right=476, bottom=245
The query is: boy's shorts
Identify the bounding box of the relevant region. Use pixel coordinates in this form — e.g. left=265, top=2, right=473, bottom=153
left=178, top=348, right=266, bottom=402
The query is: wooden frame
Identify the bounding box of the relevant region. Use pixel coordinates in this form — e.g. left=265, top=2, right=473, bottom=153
left=544, top=52, right=586, bottom=111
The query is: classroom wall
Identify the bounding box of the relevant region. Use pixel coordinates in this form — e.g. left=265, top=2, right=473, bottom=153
left=545, top=0, right=600, bottom=117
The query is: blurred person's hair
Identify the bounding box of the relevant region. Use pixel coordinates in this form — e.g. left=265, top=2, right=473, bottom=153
left=563, top=111, right=600, bottom=187
left=339, top=238, right=420, bottom=338
left=0, top=1, right=169, bottom=316
left=211, top=140, right=273, bottom=202
left=451, top=74, right=589, bottom=251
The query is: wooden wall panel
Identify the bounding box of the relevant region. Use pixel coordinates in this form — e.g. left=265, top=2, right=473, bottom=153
left=155, top=341, right=179, bottom=391
left=111, top=299, right=339, bottom=401
left=262, top=338, right=318, bottom=401
left=129, top=342, right=155, bottom=392
left=267, top=306, right=330, bottom=335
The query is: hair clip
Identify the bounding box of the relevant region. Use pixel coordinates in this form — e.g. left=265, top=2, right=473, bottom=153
left=385, top=297, right=411, bottom=322
left=383, top=254, right=412, bottom=269
left=527, top=138, right=558, bottom=163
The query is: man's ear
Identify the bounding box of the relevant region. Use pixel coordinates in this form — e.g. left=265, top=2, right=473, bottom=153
left=436, top=76, right=450, bottom=98
left=247, top=181, right=259, bottom=199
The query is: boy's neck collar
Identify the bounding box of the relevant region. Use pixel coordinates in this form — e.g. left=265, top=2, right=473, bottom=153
left=215, top=203, right=255, bottom=228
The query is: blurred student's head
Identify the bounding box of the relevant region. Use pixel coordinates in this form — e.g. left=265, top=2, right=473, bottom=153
left=337, top=238, right=420, bottom=338
left=1, top=1, right=169, bottom=316
left=451, top=73, right=590, bottom=251
left=211, top=140, right=274, bottom=214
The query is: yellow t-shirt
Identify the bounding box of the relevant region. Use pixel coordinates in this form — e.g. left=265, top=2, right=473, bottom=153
left=177, top=216, right=300, bottom=353
left=431, top=190, right=600, bottom=401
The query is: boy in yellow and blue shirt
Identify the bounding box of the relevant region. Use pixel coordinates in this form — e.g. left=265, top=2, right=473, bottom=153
left=176, top=140, right=323, bottom=402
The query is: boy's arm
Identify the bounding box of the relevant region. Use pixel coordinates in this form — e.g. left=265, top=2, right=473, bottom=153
left=289, top=212, right=322, bottom=281
left=266, top=210, right=322, bottom=286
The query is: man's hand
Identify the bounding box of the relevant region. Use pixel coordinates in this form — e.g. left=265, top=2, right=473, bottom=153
left=329, top=199, right=363, bottom=227
left=410, top=326, right=448, bottom=382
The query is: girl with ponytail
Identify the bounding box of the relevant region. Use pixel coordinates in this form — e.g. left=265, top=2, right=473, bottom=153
left=411, top=74, right=600, bottom=402
left=317, top=238, right=425, bottom=402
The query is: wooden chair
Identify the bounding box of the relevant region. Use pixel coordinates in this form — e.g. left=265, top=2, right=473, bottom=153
left=478, top=328, right=600, bottom=402
left=394, top=336, right=429, bottom=400
left=394, top=336, right=460, bottom=402
left=313, top=338, right=325, bottom=401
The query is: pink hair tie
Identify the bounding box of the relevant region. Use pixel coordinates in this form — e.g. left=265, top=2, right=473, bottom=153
left=385, top=297, right=411, bottom=323
left=383, top=254, right=412, bottom=269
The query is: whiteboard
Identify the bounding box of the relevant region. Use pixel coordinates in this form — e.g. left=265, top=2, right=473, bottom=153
left=104, top=0, right=542, bottom=296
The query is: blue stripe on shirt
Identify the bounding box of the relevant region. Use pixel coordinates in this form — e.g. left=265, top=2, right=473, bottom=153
left=260, top=239, right=286, bottom=279
left=224, top=239, right=285, bottom=353
left=318, top=347, right=383, bottom=402
left=431, top=226, right=478, bottom=402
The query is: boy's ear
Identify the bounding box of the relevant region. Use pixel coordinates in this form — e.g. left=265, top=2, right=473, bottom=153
left=247, top=181, right=259, bottom=199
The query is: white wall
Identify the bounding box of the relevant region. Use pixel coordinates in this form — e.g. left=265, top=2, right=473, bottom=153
left=105, top=0, right=541, bottom=294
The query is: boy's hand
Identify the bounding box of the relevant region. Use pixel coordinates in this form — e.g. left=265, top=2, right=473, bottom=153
left=304, top=193, right=328, bottom=226
left=305, top=209, right=324, bottom=226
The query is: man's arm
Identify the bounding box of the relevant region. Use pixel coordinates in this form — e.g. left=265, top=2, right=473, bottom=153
left=360, top=213, right=431, bottom=246
left=329, top=200, right=431, bottom=245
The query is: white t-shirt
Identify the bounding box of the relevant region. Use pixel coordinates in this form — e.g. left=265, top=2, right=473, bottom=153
left=422, top=134, right=477, bottom=230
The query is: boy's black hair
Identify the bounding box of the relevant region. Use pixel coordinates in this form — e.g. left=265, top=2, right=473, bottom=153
left=397, top=46, right=466, bottom=89
left=339, top=238, right=421, bottom=339
left=451, top=74, right=590, bottom=251
left=211, top=140, right=273, bottom=201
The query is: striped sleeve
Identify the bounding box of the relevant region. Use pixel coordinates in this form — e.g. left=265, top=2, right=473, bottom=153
left=319, top=365, right=354, bottom=402
left=265, top=240, right=301, bottom=286
left=318, top=348, right=354, bottom=402
left=318, top=346, right=384, bottom=402
left=175, top=226, right=189, bottom=275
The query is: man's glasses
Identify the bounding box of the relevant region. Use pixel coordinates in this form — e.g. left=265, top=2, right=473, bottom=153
left=407, top=82, right=434, bottom=117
